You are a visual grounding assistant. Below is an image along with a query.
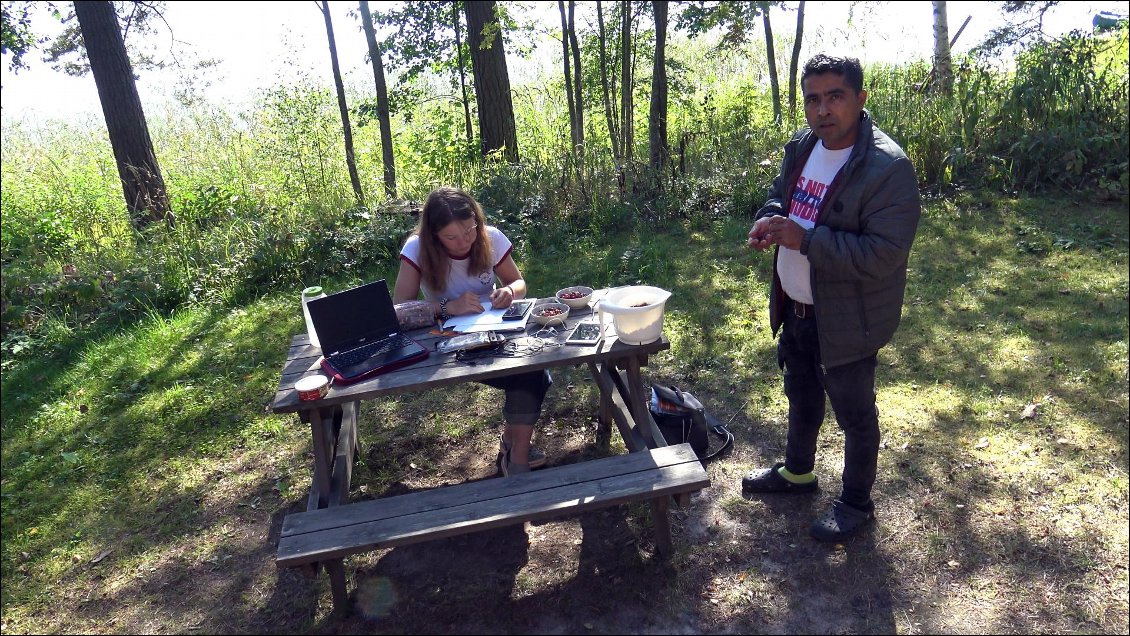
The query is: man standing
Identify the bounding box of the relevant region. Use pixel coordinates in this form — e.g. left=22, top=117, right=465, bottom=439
left=743, top=54, right=921, bottom=541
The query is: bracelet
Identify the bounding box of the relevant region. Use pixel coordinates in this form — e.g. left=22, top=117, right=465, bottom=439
left=439, top=297, right=449, bottom=321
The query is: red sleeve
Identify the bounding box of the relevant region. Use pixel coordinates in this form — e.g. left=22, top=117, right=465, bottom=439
left=494, top=245, right=514, bottom=268
left=399, top=254, right=421, bottom=272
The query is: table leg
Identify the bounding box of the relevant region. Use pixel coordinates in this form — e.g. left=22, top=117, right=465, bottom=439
left=327, top=402, right=358, bottom=508
left=623, top=356, right=659, bottom=448
left=590, top=362, right=643, bottom=453
left=587, top=362, right=614, bottom=450
left=299, top=401, right=360, bottom=611
left=301, top=406, right=338, bottom=510
left=326, top=559, right=349, bottom=613
left=651, top=495, right=673, bottom=557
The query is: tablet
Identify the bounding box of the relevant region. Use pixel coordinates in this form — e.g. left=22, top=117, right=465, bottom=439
left=565, top=321, right=604, bottom=345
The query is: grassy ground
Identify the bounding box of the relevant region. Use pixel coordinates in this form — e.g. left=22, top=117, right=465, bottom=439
left=1, top=191, right=1127, bottom=634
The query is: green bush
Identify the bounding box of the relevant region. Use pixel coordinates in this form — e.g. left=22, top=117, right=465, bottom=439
left=2, top=25, right=1126, bottom=358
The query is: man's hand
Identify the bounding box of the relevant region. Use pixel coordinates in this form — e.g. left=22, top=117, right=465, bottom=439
left=770, top=215, right=804, bottom=250
left=748, top=217, right=774, bottom=251
left=749, top=215, right=805, bottom=251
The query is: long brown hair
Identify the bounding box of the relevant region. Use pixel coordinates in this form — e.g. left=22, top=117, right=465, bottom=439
left=414, top=187, right=492, bottom=294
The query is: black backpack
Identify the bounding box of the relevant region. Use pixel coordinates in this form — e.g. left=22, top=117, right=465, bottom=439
left=648, top=384, right=734, bottom=462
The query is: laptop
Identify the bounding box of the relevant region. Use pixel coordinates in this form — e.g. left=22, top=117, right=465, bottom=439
left=306, top=279, right=429, bottom=385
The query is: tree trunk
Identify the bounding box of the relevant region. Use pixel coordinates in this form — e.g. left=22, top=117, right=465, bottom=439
left=360, top=0, right=396, bottom=199
left=73, top=0, right=171, bottom=230
left=568, top=0, right=583, bottom=157
left=465, top=1, right=519, bottom=163
left=619, top=0, right=633, bottom=162
left=597, top=0, right=621, bottom=159
left=787, top=0, right=805, bottom=123
left=559, top=1, right=579, bottom=157
left=932, top=0, right=954, bottom=96
left=763, top=8, right=781, bottom=125
left=648, top=0, right=668, bottom=178
left=453, top=2, right=474, bottom=147
left=321, top=1, right=364, bottom=206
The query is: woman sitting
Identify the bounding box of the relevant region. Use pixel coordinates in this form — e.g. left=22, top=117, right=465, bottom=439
left=393, top=186, right=552, bottom=476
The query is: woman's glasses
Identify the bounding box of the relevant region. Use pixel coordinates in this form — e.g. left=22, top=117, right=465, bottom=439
left=439, top=224, right=477, bottom=242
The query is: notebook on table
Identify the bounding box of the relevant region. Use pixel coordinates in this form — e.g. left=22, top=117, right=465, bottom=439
left=441, top=297, right=533, bottom=333
left=306, top=279, right=429, bottom=385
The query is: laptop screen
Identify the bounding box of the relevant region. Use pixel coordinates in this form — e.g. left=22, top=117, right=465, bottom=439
left=306, top=279, right=401, bottom=355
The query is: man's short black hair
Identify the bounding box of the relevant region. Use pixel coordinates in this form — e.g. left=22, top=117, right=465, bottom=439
left=802, top=54, right=864, bottom=93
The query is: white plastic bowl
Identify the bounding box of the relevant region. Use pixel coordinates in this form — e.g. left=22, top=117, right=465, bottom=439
left=555, top=285, right=594, bottom=310
left=530, top=302, right=570, bottom=326
left=594, top=286, right=672, bottom=345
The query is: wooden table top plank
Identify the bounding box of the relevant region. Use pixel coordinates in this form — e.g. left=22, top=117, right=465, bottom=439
left=281, top=443, right=700, bottom=536
left=277, top=459, right=709, bottom=566
left=271, top=312, right=669, bottom=413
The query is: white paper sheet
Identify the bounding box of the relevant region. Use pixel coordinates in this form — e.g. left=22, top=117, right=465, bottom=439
left=442, top=300, right=532, bottom=333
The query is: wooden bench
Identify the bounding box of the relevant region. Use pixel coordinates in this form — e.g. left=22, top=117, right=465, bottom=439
left=277, top=442, right=709, bottom=608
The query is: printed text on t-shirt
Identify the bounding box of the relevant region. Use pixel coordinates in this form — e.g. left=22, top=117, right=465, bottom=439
left=789, top=176, right=828, bottom=223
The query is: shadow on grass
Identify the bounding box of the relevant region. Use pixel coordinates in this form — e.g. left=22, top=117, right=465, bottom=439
left=0, top=297, right=311, bottom=630
left=2, top=194, right=1125, bottom=633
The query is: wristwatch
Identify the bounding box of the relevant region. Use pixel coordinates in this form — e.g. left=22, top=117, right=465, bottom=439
left=439, top=297, right=449, bottom=321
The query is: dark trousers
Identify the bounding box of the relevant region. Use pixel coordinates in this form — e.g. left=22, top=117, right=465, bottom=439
left=480, top=370, right=553, bottom=426
left=778, top=306, right=879, bottom=510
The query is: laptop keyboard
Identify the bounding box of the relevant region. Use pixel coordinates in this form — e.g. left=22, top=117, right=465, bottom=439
left=329, top=333, right=415, bottom=368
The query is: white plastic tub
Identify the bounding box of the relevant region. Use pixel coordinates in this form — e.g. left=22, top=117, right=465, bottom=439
left=594, top=285, right=672, bottom=345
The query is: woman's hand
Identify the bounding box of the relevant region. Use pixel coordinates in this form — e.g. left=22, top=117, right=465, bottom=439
left=451, top=291, right=486, bottom=315
left=489, top=285, right=514, bottom=309
left=492, top=256, right=526, bottom=307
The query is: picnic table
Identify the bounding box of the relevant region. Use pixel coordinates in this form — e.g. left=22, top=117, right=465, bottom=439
left=269, top=291, right=710, bottom=611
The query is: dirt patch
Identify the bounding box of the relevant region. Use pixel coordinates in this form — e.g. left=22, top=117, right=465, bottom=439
left=241, top=410, right=901, bottom=635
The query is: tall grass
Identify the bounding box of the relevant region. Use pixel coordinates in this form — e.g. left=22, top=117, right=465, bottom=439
left=1, top=26, right=1126, bottom=361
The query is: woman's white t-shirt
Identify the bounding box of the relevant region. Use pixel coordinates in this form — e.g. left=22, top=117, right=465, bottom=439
left=399, top=225, right=514, bottom=302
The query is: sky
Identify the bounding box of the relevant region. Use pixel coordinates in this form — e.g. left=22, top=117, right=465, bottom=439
left=1, top=0, right=1127, bottom=124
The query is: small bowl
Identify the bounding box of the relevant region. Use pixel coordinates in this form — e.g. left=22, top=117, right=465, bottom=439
left=530, top=302, right=570, bottom=326
left=555, top=285, right=594, bottom=310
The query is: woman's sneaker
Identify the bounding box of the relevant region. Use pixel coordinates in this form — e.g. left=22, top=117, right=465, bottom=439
left=499, top=434, right=547, bottom=469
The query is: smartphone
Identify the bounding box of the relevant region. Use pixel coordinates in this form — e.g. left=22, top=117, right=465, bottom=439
left=502, top=299, right=534, bottom=320
left=565, top=321, right=604, bottom=345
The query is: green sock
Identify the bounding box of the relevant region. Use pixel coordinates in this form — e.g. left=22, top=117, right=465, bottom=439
left=777, top=466, right=816, bottom=484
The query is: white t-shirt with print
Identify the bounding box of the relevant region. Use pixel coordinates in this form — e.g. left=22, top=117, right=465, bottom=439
left=777, top=142, right=852, bottom=305
left=400, top=225, right=514, bottom=302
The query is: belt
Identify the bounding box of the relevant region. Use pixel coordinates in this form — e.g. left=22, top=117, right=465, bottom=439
left=792, top=300, right=815, bottom=319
